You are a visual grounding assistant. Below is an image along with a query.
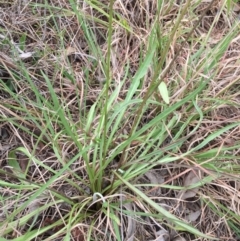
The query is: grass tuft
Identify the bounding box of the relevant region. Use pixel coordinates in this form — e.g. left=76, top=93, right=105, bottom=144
left=1, top=0, right=240, bottom=240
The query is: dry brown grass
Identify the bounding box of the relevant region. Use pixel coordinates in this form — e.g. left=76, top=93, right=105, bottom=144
left=1, top=0, right=240, bottom=240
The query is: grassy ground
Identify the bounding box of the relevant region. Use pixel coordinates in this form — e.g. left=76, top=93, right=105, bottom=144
left=0, top=0, right=240, bottom=240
